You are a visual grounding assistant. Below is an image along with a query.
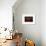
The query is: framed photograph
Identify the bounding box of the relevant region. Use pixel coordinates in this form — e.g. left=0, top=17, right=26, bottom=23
left=22, top=14, right=35, bottom=24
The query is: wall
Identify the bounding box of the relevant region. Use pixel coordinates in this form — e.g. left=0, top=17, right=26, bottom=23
left=0, top=0, right=16, bottom=30
left=13, top=0, right=41, bottom=46
left=41, top=0, right=46, bottom=46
